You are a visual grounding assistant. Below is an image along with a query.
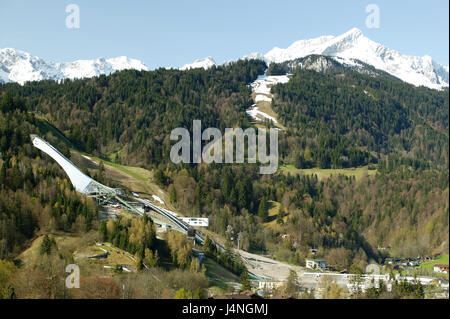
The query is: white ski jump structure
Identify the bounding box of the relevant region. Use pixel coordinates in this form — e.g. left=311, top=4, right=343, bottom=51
left=30, top=134, right=209, bottom=244
left=31, top=134, right=157, bottom=219
left=31, top=134, right=115, bottom=195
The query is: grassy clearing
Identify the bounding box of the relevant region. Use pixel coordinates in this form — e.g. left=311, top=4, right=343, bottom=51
left=92, top=156, right=151, bottom=183
left=74, top=243, right=135, bottom=269
left=100, top=161, right=171, bottom=206
left=280, top=165, right=377, bottom=181
left=72, top=150, right=168, bottom=204
left=257, top=103, right=287, bottom=131
left=264, top=201, right=288, bottom=231
left=18, top=235, right=46, bottom=266
left=18, top=231, right=99, bottom=266
left=419, top=254, right=449, bottom=270
left=256, top=102, right=277, bottom=119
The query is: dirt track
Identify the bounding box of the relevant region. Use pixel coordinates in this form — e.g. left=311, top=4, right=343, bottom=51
left=237, top=249, right=305, bottom=281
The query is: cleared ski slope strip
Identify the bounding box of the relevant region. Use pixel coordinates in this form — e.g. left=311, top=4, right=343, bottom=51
left=246, top=73, right=290, bottom=125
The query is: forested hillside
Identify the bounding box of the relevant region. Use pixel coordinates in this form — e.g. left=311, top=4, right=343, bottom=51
left=0, top=58, right=448, bottom=277
left=271, top=67, right=449, bottom=169
left=0, top=95, right=214, bottom=298
left=3, top=60, right=266, bottom=167
left=0, top=97, right=100, bottom=260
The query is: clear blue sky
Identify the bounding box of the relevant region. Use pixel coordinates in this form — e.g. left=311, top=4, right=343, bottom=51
left=0, top=0, right=448, bottom=68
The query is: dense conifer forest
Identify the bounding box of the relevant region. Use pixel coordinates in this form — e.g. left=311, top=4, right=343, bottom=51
left=0, top=59, right=448, bottom=297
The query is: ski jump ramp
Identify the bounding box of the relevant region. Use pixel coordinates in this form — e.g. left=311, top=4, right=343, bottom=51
left=30, top=134, right=116, bottom=195
left=30, top=134, right=179, bottom=229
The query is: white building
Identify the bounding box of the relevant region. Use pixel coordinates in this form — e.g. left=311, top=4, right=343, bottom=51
left=306, top=259, right=326, bottom=270
left=180, top=217, right=209, bottom=227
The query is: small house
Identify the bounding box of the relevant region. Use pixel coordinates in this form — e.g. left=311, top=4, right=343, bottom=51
left=433, top=264, right=449, bottom=273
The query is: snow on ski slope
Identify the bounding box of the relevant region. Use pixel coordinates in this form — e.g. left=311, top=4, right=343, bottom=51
left=246, top=74, right=290, bottom=124
left=255, top=95, right=272, bottom=103
left=246, top=104, right=278, bottom=123
left=251, top=74, right=290, bottom=95
left=152, top=195, right=165, bottom=205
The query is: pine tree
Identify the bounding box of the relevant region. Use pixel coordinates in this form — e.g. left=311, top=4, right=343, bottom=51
left=285, top=269, right=300, bottom=298
left=1, top=90, right=14, bottom=113
left=276, top=210, right=284, bottom=225
left=11, top=164, right=22, bottom=191
left=229, top=187, right=238, bottom=207
left=40, top=235, right=54, bottom=255
left=203, top=235, right=213, bottom=256
left=169, top=185, right=177, bottom=203
left=295, top=153, right=305, bottom=169
left=258, top=197, right=269, bottom=222
left=239, top=267, right=252, bottom=292
left=0, top=162, right=6, bottom=186
left=154, top=168, right=166, bottom=186
left=99, top=220, right=107, bottom=241
left=135, top=252, right=143, bottom=270
left=237, top=181, right=247, bottom=209
left=85, top=133, right=95, bottom=153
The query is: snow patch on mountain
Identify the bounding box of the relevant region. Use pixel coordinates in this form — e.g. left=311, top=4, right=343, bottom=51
left=0, top=48, right=149, bottom=85
left=242, top=52, right=266, bottom=61
left=179, top=56, right=216, bottom=70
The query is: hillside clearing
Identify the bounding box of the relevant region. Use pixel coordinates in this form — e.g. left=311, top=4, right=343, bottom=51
left=419, top=254, right=449, bottom=270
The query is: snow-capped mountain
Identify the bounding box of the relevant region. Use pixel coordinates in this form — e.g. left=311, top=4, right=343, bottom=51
left=0, top=48, right=149, bottom=85
left=2, top=28, right=448, bottom=89
left=255, top=28, right=449, bottom=90
left=178, top=29, right=448, bottom=89
left=274, top=55, right=399, bottom=80
left=179, top=56, right=216, bottom=70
